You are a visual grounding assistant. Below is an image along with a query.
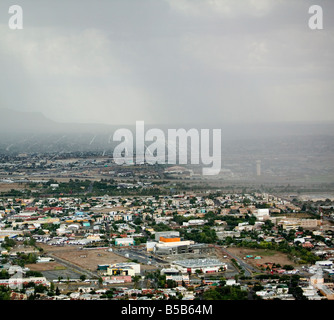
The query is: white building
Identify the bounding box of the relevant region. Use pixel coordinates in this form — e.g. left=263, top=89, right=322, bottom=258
left=316, top=260, right=333, bottom=268
left=115, top=237, right=135, bottom=246
left=183, top=219, right=207, bottom=227
left=302, top=286, right=323, bottom=300
left=172, top=258, right=227, bottom=274
left=252, top=209, right=270, bottom=221
left=105, top=262, right=141, bottom=276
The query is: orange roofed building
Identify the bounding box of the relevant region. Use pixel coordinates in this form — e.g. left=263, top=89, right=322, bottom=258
left=160, top=236, right=181, bottom=243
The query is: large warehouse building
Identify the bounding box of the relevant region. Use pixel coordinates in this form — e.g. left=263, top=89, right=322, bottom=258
left=171, top=258, right=227, bottom=274
left=147, top=230, right=215, bottom=255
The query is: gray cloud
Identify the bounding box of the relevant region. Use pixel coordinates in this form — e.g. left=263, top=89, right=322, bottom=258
left=0, top=0, right=333, bottom=125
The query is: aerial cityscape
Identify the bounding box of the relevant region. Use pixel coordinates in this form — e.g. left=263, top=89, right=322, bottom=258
left=0, top=1, right=334, bottom=314
left=1, top=136, right=334, bottom=302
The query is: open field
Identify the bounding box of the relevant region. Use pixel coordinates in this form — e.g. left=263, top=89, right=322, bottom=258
left=228, top=247, right=295, bottom=268
left=39, top=244, right=129, bottom=272
left=0, top=183, right=27, bottom=192
left=37, top=243, right=157, bottom=275
left=25, top=261, right=65, bottom=272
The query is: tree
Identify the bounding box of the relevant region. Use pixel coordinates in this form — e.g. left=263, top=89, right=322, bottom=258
left=34, top=284, right=46, bottom=294
left=3, top=236, right=16, bottom=250
left=0, top=270, right=9, bottom=279
left=203, top=285, right=248, bottom=300
left=50, top=281, right=55, bottom=292
left=0, top=286, right=10, bottom=300
left=166, top=279, right=177, bottom=288
left=132, top=275, right=141, bottom=289
left=283, top=265, right=294, bottom=271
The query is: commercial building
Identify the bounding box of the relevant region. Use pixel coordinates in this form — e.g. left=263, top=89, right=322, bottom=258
left=318, top=284, right=334, bottom=300
left=114, top=237, right=135, bottom=246
left=252, top=208, right=270, bottom=221
left=160, top=268, right=180, bottom=276
left=166, top=274, right=190, bottom=286
left=0, top=277, right=50, bottom=290
left=278, top=218, right=320, bottom=230
left=182, top=219, right=207, bottom=227
left=155, top=240, right=194, bottom=255
left=148, top=235, right=215, bottom=255
left=160, top=236, right=181, bottom=242
left=0, top=230, right=21, bottom=241
left=101, top=262, right=141, bottom=277
left=154, top=231, right=180, bottom=242
left=102, top=275, right=132, bottom=284
left=171, top=258, right=227, bottom=274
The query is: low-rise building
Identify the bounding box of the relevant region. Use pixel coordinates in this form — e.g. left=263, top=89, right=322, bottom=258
left=115, top=237, right=135, bottom=246
left=166, top=274, right=190, bottom=286
left=105, top=262, right=140, bottom=276
left=171, top=258, right=227, bottom=274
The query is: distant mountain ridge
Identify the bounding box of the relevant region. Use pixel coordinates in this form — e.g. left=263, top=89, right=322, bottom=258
left=1, top=108, right=334, bottom=138
left=0, top=108, right=57, bottom=133
left=0, top=108, right=115, bottom=134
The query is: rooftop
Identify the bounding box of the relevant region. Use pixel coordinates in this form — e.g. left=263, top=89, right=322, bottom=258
left=173, top=258, right=224, bottom=268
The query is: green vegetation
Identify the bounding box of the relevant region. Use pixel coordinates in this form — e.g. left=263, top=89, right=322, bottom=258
left=0, top=286, right=11, bottom=300
left=183, top=226, right=218, bottom=244
left=236, top=240, right=319, bottom=265
left=22, top=178, right=171, bottom=197
left=152, top=223, right=172, bottom=232
left=2, top=237, right=16, bottom=251
left=13, top=252, right=38, bottom=267
left=203, top=285, right=248, bottom=300
left=26, top=271, right=43, bottom=277
left=0, top=270, right=9, bottom=279
left=100, top=289, right=115, bottom=299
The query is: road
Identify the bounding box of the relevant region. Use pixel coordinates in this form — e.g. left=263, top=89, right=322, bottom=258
left=216, top=246, right=261, bottom=277
left=114, top=247, right=168, bottom=270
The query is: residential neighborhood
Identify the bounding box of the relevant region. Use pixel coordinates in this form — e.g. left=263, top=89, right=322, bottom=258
left=1, top=1, right=334, bottom=315
left=1, top=186, right=334, bottom=300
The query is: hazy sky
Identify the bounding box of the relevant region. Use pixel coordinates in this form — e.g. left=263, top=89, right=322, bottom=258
left=0, top=0, right=333, bottom=125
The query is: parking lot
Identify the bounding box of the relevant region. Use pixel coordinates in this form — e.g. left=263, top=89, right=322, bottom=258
left=114, top=247, right=163, bottom=273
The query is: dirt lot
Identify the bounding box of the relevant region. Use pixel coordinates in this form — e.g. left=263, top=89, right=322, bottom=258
left=228, top=247, right=295, bottom=268
left=39, top=244, right=129, bottom=272
left=0, top=183, right=27, bottom=192
left=25, top=261, right=66, bottom=272
left=27, top=244, right=157, bottom=276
